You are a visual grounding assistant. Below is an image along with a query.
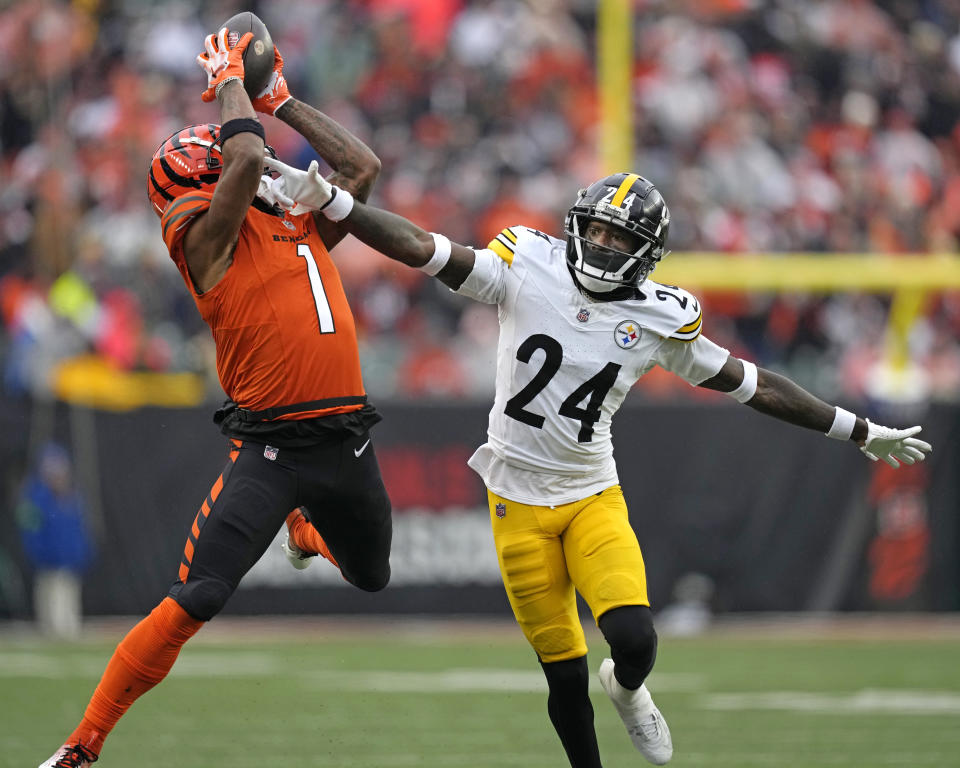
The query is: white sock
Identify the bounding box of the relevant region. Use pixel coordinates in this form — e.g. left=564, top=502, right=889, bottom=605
left=611, top=676, right=654, bottom=713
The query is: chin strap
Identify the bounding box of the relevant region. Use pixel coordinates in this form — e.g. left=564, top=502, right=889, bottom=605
left=569, top=267, right=639, bottom=302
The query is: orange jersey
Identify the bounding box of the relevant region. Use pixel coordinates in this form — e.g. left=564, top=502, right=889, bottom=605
left=161, top=193, right=365, bottom=420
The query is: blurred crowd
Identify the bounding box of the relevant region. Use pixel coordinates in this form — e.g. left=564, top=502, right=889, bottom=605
left=1, top=0, right=959, bottom=405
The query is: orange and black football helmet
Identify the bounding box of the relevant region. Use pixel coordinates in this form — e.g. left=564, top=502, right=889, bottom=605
left=147, top=123, right=223, bottom=218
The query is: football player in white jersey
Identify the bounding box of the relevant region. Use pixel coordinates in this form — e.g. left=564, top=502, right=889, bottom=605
left=265, top=163, right=932, bottom=767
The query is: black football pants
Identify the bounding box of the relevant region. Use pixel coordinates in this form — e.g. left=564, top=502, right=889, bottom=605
left=169, top=431, right=392, bottom=621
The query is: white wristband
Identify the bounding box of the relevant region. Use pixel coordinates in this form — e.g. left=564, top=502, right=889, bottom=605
left=319, top=187, right=354, bottom=222
left=826, top=406, right=856, bottom=440
left=726, top=359, right=757, bottom=403
left=420, top=233, right=451, bottom=276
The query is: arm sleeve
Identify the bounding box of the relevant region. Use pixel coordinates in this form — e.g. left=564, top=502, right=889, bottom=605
left=452, top=247, right=510, bottom=305
left=653, top=334, right=730, bottom=385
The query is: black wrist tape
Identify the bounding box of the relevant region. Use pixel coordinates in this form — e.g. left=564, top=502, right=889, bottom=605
left=219, top=118, right=265, bottom=145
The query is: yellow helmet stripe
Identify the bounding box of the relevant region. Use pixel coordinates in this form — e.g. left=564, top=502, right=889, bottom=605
left=611, top=173, right=641, bottom=208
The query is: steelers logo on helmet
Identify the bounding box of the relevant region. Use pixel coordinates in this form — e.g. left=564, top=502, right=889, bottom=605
left=564, top=172, right=670, bottom=297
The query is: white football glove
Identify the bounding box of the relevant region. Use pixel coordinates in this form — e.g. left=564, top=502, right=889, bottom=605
left=256, top=174, right=294, bottom=210
left=262, top=156, right=332, bottom=216
left=860, top=419, right=932, bottom=467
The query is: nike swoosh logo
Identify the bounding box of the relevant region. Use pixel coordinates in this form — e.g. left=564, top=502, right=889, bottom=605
left=354, top=439, right=371, bottom=458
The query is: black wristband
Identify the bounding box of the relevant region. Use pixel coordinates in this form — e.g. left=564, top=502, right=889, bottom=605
left=219, top=118, right=265, bottom=145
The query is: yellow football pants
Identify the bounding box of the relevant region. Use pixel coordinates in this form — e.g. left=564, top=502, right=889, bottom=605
left=487, top=485, right=649, bottom=663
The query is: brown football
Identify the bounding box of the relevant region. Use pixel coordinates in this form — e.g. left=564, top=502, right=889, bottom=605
left=219, top=11, right=275, bottom=98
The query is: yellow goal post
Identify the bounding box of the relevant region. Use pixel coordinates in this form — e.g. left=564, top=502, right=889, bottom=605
left=656, top=253, right=960, bottom=378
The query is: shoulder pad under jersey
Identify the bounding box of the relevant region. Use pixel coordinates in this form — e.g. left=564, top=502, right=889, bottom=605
left=485, top=225, right=558, bottom=266
left=638, top=280, right=703, bottom=342
left=160, top=191, right=214, bottom=253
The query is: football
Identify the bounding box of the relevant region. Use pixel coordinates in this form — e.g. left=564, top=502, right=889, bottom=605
left=219, top=11, right=275, bottom=98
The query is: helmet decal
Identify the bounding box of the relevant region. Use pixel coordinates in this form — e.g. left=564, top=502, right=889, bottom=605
left=600, top=173, right=641, bottom=217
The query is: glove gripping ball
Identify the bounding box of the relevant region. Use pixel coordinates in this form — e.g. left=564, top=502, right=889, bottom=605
left=219, top=11, right=275, bottom=98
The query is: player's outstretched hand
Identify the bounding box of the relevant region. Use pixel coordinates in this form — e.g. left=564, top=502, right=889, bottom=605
left=252, top=45, right=292, bottom=116
left=197, top=28, right=254, bottom=103
left=257, top=171, right=295, bottom=210
left=860, top=420, right=932, bottom=467
left=263, top=157, right=332, bottom=215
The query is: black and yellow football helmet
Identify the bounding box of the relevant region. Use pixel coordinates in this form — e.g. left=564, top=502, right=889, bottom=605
left=564, top=172, right=670, bottom=294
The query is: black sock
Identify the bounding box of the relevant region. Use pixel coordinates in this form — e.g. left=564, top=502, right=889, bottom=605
left=540, top=656, right=603, bottom=768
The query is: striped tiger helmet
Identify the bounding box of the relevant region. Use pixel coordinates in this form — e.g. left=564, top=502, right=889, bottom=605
left=564, top=172, right=670, bottom=294
left=147, top=124, right=223, bottom=218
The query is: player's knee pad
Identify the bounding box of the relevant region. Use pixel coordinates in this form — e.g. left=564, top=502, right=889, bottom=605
left=527, top=621, right=586, bottom=662
left=598, top=604, right=658, bottom=684
left=171, top=578, right=235, bottom=622
left=345, top=562, right=390, bottom=593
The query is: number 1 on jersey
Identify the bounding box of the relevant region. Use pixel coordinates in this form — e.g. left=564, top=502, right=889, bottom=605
left=297, top=244, right=335, bottom=334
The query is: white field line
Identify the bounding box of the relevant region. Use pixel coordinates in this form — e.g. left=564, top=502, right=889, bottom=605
left=299, top=668, right=702, bottom=693
left=0, top=650, right=285, bottom=678
left=700, top=689, right=960, bottom=715
left=4, top=649, right=957, bottom=716
left=0, top=649, right=698, bottom=692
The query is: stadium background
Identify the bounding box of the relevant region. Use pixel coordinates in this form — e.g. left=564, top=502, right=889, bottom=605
left=1, top=1, right=960, bottom=626
left=3, top=2, right=960, bottom=767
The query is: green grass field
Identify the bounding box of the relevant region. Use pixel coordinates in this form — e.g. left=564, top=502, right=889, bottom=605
left=3, top=618, right=960, bottom=768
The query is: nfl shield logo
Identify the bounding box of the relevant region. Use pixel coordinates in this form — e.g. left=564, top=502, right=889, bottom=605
left=495, top=503, right=506, bottom=518
left=577, top=308, right=590, bottom=323
left=263, top=445, right=279, bottom=461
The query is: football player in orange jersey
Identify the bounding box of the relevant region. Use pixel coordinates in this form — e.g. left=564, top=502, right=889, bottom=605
left=39, top=28, right=390, bottom=768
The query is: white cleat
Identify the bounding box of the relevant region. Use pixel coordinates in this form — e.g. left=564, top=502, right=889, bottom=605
left=39, top=744, right=98, bottom=767
left=598, top=657, right=673, bottom=765
left=281, top=531, right=317, bottom=570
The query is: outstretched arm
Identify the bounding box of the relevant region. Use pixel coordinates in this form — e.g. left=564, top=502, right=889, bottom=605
left=343, top=199, right=477, bottom=291
left=250, top=46, right=380, bottom=249
left=275, top=100, right=380, bottom=204
left=279, top=100, right=379, bottom=250
left=257, top=160, right=478, bottom=291
left=699, top=355, right=932, bottom=467
left=700, top=357, right=860, bottom=436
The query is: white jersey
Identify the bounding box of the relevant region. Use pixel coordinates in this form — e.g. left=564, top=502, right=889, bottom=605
left=456, top=225, right=730, bottom=505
